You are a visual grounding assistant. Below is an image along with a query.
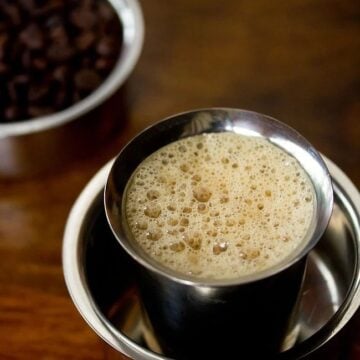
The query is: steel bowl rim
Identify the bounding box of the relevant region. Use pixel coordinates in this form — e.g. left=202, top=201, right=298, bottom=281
left=0, top=0, right=144, bottom=139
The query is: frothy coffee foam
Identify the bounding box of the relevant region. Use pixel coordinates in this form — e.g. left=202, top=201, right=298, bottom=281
left=125, top=133, right=314, bottom=279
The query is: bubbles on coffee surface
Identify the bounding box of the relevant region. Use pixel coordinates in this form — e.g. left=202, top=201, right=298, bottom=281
left=125, top=133, right=315, bottom=279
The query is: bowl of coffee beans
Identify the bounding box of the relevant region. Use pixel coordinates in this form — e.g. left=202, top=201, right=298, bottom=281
left=0, top=0, right=144, bottom=177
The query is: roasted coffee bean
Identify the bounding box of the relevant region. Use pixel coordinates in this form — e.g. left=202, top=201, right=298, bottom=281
left=28, top=83, right=49, bottom=103
left=96, top=36, right=117, bottom=56
left=18, top=0, right=36, bottom=12
left=32, top=57, right=47, bottom=70
left=0, top=34, right=8, bottom=60
left=75, top=31, right=95, bottom=51
left=53, top=65, right=69, bottom=83
left=98, top=2, right=116, bottom=21
left=20, top=23, right=44, bottom=49
left=0, top=63, right=7, bottom=75
left=72, top=90, right=82, bottom=103
left=4, top=106, right=21, bottom=121
left=46, top=15, right=64, bottom=31
left=75, top=69, right=102, bottom=92
left=8, top=75, right=29, bottom=102
left=0, top=0, right=122, bottom=122
left=2, top=4, right=21, bottom=26
left=47, top=42, right=75, bottom=62
left=54, top=89, right=69, bottom=109
left=21, top=50, right=32, bottom=68
left=95, top=57, right=115, bottom=72
left=70, top=6, right=96, bottom=29
left=49, top=24, right=68, bottom=43
left=32, top=0, right=64, bottom=17
left=28, top=106, right=53, bottom=117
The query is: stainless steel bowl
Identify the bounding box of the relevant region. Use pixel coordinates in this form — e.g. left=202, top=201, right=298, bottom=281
left=63, top=156, right=360, bottom=360
left=0, top=0, right=144, bottom=178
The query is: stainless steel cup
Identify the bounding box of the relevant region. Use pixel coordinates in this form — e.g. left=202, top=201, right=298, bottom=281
left=104, top=109, right=333, bottom=359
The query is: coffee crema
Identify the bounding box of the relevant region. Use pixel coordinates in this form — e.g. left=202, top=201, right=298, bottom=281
left=124, top=133, right=314, bottom=279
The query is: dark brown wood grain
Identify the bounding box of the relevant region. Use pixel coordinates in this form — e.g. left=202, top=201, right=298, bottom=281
left=0, top=0, right=359, bottom=359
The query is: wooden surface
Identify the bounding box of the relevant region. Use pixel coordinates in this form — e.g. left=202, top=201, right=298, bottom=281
left=1, top=0, right=360, bottom=359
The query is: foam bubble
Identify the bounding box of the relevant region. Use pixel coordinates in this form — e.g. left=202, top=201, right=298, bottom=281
left=125, top=132, right=315, bottom=280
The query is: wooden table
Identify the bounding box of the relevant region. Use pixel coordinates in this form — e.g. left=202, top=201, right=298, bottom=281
left=0, top=0, right=359, bottom=359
